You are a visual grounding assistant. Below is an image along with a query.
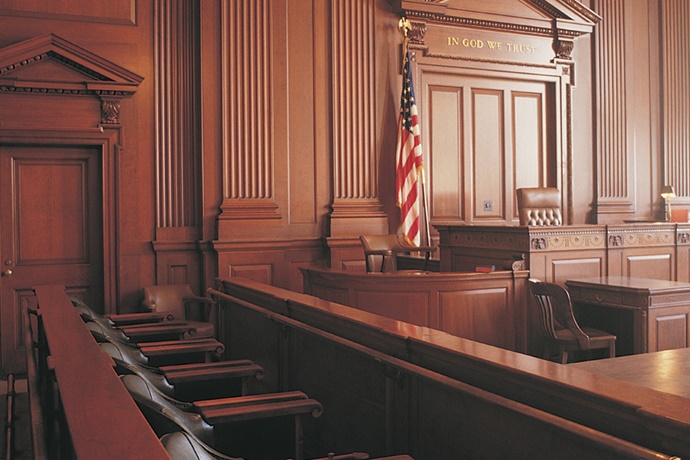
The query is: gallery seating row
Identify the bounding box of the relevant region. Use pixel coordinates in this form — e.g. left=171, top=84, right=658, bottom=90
left=27, top=285, right=412, bottom=460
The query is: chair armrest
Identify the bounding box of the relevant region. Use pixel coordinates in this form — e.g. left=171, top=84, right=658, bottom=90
left=108, top=312, right=173, bottom=325
left=160, top=360, right=264, bottom=384
left=118, top=323, right=197, bottom=342
left=138, top=338, right=225, bottom=357
left=194, top=391, right=323, bottom=424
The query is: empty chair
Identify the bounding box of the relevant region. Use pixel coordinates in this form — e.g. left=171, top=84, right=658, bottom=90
left=143, top=284, right=216, bottom=339
left=516, top=187, right=562, bottom=226
left=100, top=340, right=263, bottom=399
left=529, top=279, right=616, bottom=364
left=70, top=295, right=175, bottom=326
left=87, top=321, right=225, bottom=366
left=359, top=234, right=435, bottom=273
left=122, top=374, right=323, bottom=460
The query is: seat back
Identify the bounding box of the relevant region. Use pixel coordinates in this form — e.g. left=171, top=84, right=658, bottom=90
left=99, top=341, right=175, bottom=396
left=528, top=279, right=590, bottom=349
left=516, top=187, right=562, bottom=226
left=143, top=284, right=215, bottom=324
left=143, top=284, right=195, bottom=319
left=160, top=432, right=239, bottom=460
left=121, top=374, right=216, bottom=447
left=359, top=235, right=401, bottom=272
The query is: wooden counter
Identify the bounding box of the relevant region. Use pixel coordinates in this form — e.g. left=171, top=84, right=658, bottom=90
left=435, top=222, right=690, bottom=284
left=301, top=267, right=529, bottom=352
left=570, top=347, right=690, bottom=398
left=566, top=276, right=690, bottom=355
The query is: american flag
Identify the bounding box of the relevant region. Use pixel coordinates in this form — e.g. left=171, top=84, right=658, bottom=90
left=395, top=44, right=424, bottom=247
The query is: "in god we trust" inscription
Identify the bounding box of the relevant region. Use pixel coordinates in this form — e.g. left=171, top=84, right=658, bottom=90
left=447, top=36, right=536, bottom=55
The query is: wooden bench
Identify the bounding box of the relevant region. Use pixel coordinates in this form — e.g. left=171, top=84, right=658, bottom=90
left=214, top=276, right=689, bottom=459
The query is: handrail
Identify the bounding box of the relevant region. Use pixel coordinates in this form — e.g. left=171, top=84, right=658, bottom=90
left=31, top=285, right=170, bottom=459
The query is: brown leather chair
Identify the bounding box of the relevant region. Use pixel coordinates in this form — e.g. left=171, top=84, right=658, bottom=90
left=516, top=187, right=562, bottom=226
left=143, top=284, right=216, bottom=339
left=528, top=279, right=615, bottom=364
left=359, top=234, right=435, bottom=273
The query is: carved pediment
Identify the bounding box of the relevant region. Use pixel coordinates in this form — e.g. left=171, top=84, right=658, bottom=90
left=0, top=33, right=143, bottom=124
left=389, top=0, right=601, bottom=38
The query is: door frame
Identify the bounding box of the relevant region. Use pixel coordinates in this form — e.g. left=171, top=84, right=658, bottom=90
left=0, top=126, right=121, bottom=312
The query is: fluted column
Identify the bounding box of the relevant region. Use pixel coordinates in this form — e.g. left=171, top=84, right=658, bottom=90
left=154, top=0, right=200, bottom=229
left=661, top=0, right=690, bottom=198
left=218, top=0, right=280, bottom=226
left=593, top=0, right=633, bottom=215
left=329, top=0, right=387, bottom=237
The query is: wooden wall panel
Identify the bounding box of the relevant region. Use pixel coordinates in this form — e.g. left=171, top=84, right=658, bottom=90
left=472, top=89, right=504, bottom=221
left=0, top=0, right=136, bottom=25
left=429, top=85, right=462, bottom=220
left=438, top=287, right=513, bottom=349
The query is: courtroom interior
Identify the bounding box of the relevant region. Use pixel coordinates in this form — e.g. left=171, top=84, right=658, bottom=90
left=1, top=0, right=690, bottom=459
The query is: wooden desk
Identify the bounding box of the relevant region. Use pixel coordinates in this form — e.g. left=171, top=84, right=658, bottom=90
left=570, top=347, right=690, bottom=398
left=566, top=276, right=690, bottom=355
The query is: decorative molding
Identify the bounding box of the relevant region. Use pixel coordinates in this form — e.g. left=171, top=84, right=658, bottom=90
left=607, top=227, right=675, bottom=248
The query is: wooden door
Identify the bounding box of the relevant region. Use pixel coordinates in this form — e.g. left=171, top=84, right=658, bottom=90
left=0, top=145, right=104, bottom=375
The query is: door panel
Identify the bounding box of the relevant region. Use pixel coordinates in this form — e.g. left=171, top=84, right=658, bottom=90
left=422, top=70, right=555, bottom=225
left=0, top=145, right=103, bottom=374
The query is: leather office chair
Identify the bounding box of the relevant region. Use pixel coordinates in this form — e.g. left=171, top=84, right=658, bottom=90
left=143, top=284, right=216, bottom=339
left=516, top=187, right=563, bottom=226
left=359, top=234, right=435, bottom=273
left=528, top=279, right=616, bottom=364
left=122, top=373, right=323, bottom=460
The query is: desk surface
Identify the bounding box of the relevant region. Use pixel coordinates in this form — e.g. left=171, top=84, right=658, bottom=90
left=570, top=347, right=690, bottom=398
left=567, top=276, right=690, bottom=296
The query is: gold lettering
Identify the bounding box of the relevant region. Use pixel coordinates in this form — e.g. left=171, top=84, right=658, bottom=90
left=446, top=37, right=536, bottom=54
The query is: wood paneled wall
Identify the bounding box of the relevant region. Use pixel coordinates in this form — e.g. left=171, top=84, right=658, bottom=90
left=0, top=0, right=689, bottom=314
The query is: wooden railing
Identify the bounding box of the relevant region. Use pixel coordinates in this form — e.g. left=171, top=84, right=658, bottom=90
left=26, top=285, right=170, bottom=459
left=211, top=278, right=687, bottom=459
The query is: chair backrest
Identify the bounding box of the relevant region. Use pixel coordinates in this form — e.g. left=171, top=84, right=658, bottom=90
left=359, top=234, right=411, bottom=272
left=160, top=432, right=238, bottom=460
left=516, top=187, right=562, bottom=226
left=143, top=284, right=212, bottom=322
left=528, top=279, right=590, bottom=348
left=121, top=374, right=216, bottom=447
left=99, top=341, right=175, bottom=396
